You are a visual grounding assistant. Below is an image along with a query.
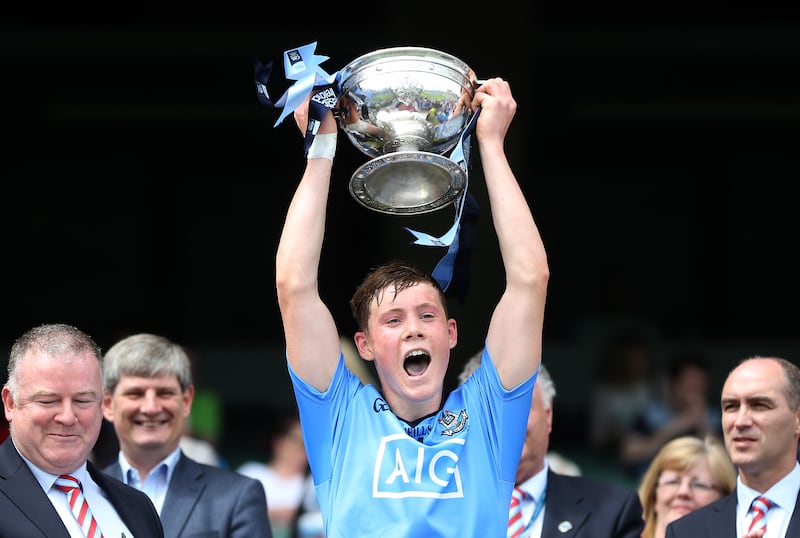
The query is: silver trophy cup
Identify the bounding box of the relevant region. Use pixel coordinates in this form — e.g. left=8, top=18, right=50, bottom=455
left=336, top=47, right=479, bottom=215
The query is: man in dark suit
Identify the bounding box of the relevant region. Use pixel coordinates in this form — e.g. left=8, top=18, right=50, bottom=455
left=460, top=356, right=644, bottom=538
left=666, top=356, right=800, bottom=538
left=100, top=333, right=272, bottom=538
left=0, top=323, right=164, bottom=537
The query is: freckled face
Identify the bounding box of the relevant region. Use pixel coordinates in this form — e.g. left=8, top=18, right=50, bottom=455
left=355, top=282, right=456, bottom=409
left=2, top=350, right=104, bottom=474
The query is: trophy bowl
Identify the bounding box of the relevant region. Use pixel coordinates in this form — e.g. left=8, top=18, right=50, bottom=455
left=336, top=47, right=479, bottom=215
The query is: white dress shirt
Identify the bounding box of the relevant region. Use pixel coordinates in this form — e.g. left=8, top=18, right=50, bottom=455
left=17, top=445, right=132, bottom=538
left=735, top=463, right=800, bottom=538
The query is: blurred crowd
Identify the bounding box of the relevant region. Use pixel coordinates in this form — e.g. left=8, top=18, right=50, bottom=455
left=2, top=322, right=798, bottom=538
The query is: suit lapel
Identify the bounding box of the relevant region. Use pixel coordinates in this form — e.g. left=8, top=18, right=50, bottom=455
left=0, top=439, right=72, bottom=538
left=702, top=487, right=800, bottom=537
left=541, top=470, right=589, bottom=535
left=785, top=488, right=800, bottom=536
left=160, top=454, right=206, bottom=537
left=703, top=494, right=737, bottom=537
left=103, top=461, right=124, bottom=481
left=91, top=461, right=150, bottom=536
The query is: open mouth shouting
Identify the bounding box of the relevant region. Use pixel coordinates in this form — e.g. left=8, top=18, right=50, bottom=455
left=404, top=350, right=431, bottom=376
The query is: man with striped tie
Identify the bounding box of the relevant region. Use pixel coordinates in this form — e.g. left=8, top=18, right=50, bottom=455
left=0, top=323, right=164, bottom=537
left=667, top=356, right=800, bottom=538
left=461, top=358, right=644, bottom=538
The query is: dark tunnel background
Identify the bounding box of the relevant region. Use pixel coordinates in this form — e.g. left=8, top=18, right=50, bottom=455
left=3, top=2, right=799, bottom=477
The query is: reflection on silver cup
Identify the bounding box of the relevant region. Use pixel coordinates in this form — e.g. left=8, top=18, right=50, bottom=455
left=336, top=47, right=478, bottom=215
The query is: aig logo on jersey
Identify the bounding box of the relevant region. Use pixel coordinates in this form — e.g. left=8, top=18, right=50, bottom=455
left=372, top=433, right=465, bottom=498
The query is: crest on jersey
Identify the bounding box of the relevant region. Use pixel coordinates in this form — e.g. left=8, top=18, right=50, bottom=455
left=438, top=408, right=469, bottom=436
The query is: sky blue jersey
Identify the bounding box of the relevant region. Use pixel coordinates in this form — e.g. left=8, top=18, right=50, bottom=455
left=288, top=345, right=537, bottom=537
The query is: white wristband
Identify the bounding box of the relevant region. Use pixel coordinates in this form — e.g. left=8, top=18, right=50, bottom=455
left=306, top=133, right=337, bottom=161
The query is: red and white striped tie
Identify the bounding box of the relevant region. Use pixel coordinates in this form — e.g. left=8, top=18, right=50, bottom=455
left=53, top=474, right=104, bottom=538
left=508, top=486, right=526, bottom=538
left=748, top=495, right=773, bottom=535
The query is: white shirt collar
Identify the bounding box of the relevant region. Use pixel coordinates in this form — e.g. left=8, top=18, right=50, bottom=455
left=11, top=438, right=90, bottom=491
left=117, top=445, right=181, bottom=490
left=736, top=462, right=800, bottom=511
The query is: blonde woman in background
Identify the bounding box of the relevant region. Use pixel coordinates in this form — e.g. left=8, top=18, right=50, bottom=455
left=638, top=435, right=736, bottom=538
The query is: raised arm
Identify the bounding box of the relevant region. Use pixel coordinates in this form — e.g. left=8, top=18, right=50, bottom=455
left=475, top=78, right=549, bottom=389
left=275, top=104, right=342, bottom=390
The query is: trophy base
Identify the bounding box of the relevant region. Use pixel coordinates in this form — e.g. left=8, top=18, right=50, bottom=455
left=349, top=151, right=466, bottom=215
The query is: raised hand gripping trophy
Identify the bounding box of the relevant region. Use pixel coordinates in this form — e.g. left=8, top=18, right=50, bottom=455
left=255, top=43, right=482, bottom=298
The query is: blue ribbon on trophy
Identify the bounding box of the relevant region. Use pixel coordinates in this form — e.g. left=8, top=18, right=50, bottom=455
left=404, top=108, right=481, bottom=303
left=254, top=42, right=338, bottom=155
left=254, top=43, right=481, bottom=301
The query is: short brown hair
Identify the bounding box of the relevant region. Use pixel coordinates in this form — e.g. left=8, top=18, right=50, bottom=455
left=350, top=260, right=447, bottom=332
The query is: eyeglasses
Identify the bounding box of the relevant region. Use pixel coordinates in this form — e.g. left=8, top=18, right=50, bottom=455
left=657, top=476, right=717, bottom=494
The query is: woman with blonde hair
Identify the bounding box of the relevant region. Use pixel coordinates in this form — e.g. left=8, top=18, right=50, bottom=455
left=638, top=435, right=736, bottom=538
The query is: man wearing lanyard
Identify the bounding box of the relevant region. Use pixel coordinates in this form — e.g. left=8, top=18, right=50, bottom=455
left=461, top=357, right=644, bottom=537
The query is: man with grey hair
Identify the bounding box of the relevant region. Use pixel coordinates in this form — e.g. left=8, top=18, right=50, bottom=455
left=460, top=353, right=644, bottom=537
left=101, top=332, right=272, bottom=537
left=1, top=323, right=164, bottom=537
